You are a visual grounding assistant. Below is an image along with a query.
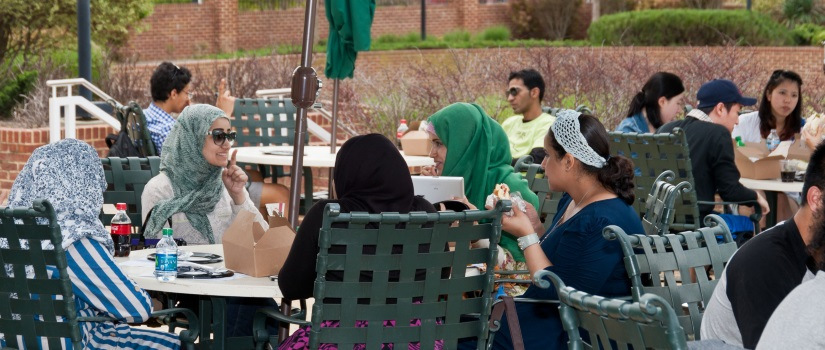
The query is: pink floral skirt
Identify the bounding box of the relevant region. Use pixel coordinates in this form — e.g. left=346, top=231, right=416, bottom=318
left=279, top=319, right=444, bottom=350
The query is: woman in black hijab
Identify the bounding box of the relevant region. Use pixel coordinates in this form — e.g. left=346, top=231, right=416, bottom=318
left=278, top=133, right=436, bottom=300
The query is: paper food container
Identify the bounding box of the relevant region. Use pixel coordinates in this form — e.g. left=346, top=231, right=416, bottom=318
left=401, top=130, right=432, bottom=156
left=781, top=138, right=812, bottom=161
left=222, top=210, right=295, bottom=277
left=733, top=141, right=782, bottom=180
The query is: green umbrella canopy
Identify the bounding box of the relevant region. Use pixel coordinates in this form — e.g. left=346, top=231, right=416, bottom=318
left=325, top=0, right=376, bottom=79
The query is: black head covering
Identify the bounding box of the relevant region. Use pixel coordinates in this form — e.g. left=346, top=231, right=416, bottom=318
left=333, top=133, right=415, bottom=213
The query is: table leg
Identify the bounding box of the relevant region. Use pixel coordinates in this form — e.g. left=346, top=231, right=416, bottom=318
left=199, top=297, right=214, bottom=350
left=765, top=190, right=778, bottom=229
left=212, top=297, right=227, bottom=350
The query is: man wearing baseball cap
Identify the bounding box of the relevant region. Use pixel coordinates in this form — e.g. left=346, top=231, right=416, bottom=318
left=658, top=79, right=769, bottom=221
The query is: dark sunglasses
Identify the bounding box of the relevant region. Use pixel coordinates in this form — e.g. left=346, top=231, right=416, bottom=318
left=506, top=87, right=522, bottom=97
left=207, top=128, right=236, bottom=146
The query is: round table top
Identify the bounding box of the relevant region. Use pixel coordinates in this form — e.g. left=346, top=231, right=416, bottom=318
left=115, top=244, right=283, bottom=298
left=233, top=145, right=435, bottom=168
left=739, top=178, right=803, bottom=193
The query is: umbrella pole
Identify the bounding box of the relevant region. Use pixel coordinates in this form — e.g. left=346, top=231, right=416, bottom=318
left=287, top=0, right=321, bottom=229
left=328, top=79, right=340, bottom=198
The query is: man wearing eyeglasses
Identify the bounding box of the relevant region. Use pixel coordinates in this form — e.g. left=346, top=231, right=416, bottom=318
left=500, top=69, right=556, bottom=164
left=144, top=62, right=193, bottom=155
left=144, top=62, right=236, bottom=155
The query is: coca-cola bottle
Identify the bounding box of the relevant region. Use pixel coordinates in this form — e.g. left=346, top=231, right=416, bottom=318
left=110, top=203, right=131, bottom=257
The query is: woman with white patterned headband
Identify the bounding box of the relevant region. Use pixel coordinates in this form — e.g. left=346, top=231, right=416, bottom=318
left=482, top=110, right=644, bottom=350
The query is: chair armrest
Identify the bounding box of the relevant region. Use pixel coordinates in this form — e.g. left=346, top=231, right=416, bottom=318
left=697, top=199, right=763, bottom=224
left=253, top=306, right=311, bottom=348
left=152, top=307, right=201, bottom=345
left=255, top=306, right=311, bottom=326
left=495, top=269, right=531, bottom=285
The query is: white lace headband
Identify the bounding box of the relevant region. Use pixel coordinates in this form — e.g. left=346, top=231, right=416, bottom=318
left=550, top=110, right=607, bottom=168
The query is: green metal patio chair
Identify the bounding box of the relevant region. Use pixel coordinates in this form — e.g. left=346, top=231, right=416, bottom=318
left=602, top=214, right=738, bottom=339
left=0, top=199, right=199, bottom=349
left=251, top=200, right=511, bottom=350
left=643, top=170, right=693, bottom=236
left=231, top=97, right=313, bottom=213
left=532, top=269, right=689, bottom=350
left=99, top=156, right=161, bottom=247
left=608, top=128, right=761, bottom=234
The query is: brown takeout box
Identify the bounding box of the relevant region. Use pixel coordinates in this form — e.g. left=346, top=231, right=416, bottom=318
left=222, top=210, right=295, bottom=277
left=733, top=141, right=782, bottom=180
left=401, top=130, right=432, bottom=156
left=733, top=140, right=812, bottom=180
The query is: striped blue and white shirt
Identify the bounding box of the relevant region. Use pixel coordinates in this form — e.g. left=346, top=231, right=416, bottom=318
left=144, top=103, right=176, bottom=155
left=1, top=238, right=181, bottom=349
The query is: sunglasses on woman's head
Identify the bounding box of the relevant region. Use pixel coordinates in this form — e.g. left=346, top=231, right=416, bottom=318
left=207, top=129, right=237, bottom=146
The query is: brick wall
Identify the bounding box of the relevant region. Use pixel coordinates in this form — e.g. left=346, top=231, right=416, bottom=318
left=123, top=2, right=219, bottom=61
left=123, top=0, right=534, bottom=60
left=0, top=125, right=115, bottom=205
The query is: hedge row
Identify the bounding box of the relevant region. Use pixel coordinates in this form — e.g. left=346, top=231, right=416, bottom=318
left=0, top=71, right=38, bottom=119
left=588, top=9, right=793, bottom=46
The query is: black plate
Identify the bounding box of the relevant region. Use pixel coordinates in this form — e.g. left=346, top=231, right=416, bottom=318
left=146, top=252, right=223, bottom=264
left=175, top=266, right=234, bottom=279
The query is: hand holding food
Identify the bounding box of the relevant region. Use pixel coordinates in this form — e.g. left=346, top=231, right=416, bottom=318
left=486, top=183, right=527, bottom=215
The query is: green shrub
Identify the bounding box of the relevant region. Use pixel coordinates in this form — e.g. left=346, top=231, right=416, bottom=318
left=588, top=9, right=793, bottom=46
left=791, top=23, right=825, bottom=45
left=0, top=71, right=38, bottom=118
left=48, top=47, right=106, bottom=82
left=476, top=26, right=511, bottom=42
left=375, top=33, right=403, bottom=44
left=401, top=32, right=422, bottom=43
left=783, top=0, right=825, bottom=27
left=443, top=29, right=472, bottom=43
left=813, top=31, right=825, bottom=46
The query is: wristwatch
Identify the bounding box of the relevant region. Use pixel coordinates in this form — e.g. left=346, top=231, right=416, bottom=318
left=517, top=233, right=539, bottom=250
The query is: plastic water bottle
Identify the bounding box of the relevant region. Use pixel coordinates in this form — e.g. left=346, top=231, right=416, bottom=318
left=396, top=119, right=409, bottom=148
left=110, top=203, right=131, bottom=257
left=766, top=129, right=780, bottom=152
left=154, top=228, right=177, bottom=282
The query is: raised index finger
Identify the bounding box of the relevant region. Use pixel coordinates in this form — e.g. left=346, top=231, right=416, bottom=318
left=219, top=78, right=228, bottom=96
left=229, top=149, right=237, bottom=168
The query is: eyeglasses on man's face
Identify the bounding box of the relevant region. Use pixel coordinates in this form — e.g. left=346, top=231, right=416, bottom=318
left=207, top=128, right=237, bottom=146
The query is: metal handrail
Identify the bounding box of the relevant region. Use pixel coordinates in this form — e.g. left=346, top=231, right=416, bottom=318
left=46, top=78, right=121, bottom=144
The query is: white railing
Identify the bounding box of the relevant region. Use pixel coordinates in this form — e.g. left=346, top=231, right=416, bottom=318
left=47, top=78, right=121, bottom=144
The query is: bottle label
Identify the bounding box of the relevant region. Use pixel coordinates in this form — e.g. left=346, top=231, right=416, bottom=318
left=155, top=253, right=177, bottom=272
left=111, top=223, right=131, bottom=235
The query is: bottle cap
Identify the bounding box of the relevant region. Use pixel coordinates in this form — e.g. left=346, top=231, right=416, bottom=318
left=162, top=228, right=173, bottom=236
left=116, top=203, right=127, bottom=211
left=400, top=119, right=407, bottom=123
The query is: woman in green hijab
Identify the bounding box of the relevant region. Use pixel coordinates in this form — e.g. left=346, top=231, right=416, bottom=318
left=423, top=102, right=539, bottom=296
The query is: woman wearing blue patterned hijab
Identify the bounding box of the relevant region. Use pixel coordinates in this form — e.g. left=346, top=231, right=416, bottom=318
left=4, top=139, right=181, bottom=349
left=8, top=138, right=112, bottom=253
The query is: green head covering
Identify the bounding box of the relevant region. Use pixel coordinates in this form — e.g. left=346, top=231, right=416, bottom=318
left=427, top=102, right=540, bottom=261
left=145, top=104, right=228, bottom=243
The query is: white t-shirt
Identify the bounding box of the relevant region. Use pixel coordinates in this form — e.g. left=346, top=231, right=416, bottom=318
left=758, top=271, right=825, bottom=349
left=731, top=111, right=762, bottom=143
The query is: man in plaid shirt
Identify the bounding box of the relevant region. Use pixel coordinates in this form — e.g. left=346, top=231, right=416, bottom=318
left=144, top=62, right=192, bottom=154
left=144, top=62, right=235, bottom=155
